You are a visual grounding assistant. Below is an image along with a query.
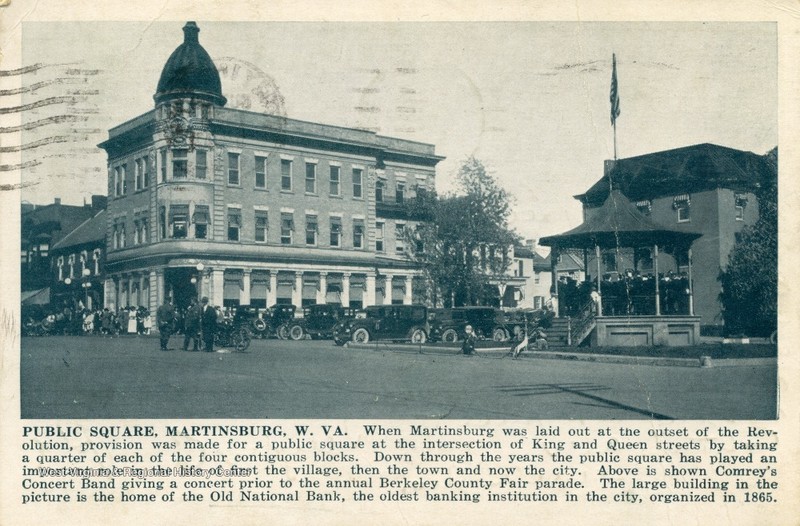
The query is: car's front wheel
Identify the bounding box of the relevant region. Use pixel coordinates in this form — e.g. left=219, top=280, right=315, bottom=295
left=352, top=328, right=370, bottom=343
left=441, top=328, right=459, bottom=343
left=410, top=328, right=427, bottom=344
left=289, top=324, right=304, bottom=341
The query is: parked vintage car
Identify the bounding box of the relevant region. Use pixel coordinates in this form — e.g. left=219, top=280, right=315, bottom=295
left=234, top=304, right=296, bottom=338
left=284, top=304, right=357, bottom=340
left=428, top=306, right=511, bottom=342
left=332, top=305, right=429, bottom=346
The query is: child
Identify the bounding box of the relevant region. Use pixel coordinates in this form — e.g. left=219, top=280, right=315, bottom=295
left=461, top=325, right=476, bottom=356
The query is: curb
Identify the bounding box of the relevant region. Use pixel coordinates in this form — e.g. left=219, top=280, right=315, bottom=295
left=344, top=343, right=777, bottom=368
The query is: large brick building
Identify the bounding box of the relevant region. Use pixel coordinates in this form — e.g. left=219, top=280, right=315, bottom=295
left=572, top=143, right=775, bottom=334
left=99, top=22, right=443, bottom=313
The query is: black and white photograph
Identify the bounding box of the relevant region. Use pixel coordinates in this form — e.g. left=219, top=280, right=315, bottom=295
left=3, top=3, right=799, bottom=525
left=14, top=20, right=778, bottom=420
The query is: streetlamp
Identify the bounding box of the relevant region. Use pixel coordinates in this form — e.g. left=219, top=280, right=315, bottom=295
left=195, top=263, right=204, bottom=299
left=82, top=268, right=92, bottom=309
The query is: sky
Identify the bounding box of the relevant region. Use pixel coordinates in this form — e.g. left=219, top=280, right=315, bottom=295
left=17, top=21, right=777, bottom=246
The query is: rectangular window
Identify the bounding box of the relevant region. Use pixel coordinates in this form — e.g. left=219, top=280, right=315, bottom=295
left=121, top=164, right=127, bottom=195
left=172, top=149, right=188, bottom=179
left=352, top=168, right=363, bottom=198
left=196, top=150, right=207, bottom=179
left=396, top=182, right=405, bottom=204
left=305, top=214, right=318, bottom=245
left=193, top=205, right=209, bottom=239
left=735, top=205, right=744, bottom=221
left=135, top=159, right=143, bottom=191
left=305, top=163, right=317, bottom=194
left=170, top=205, right=189, bottom=238
left=119, top=223, right=126, bottom=247
left=395, top=223, right=405, bottom=253
left=330, top=217, right=342, bottom=247
left=255, top=210, right=268, bottom=242
left=534, top=271, right=540, bottom=284
left=329, top=165, right=340, bottom=196
left=143, top=157, right=149, bottom=188
left=227, top=208, right=241, bottom=241
left=281, top=159, right=292, bottom=191
left=133, top=220, right=141, bottom=244
left=255, top=155, right=267, bottom=189
left=141, top=218, right=148, bottom=243
left=159, top=206, right=166, bottom=239
left=228, top=152, right=240, bottom=185
left=114, top=166, right=121, bottom=197
left=375, top=181, right=384, bottom=202
left=160, top=149, right=167, bottom=183
left=375, top=222, right=385, bottom=252
left=353, top=220, right=364, bottom=249
left=280, top=213, right=294, bottom=244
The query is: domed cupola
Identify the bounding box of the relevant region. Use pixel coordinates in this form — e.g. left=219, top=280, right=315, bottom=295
left=154, top=22, right=227, bottom=107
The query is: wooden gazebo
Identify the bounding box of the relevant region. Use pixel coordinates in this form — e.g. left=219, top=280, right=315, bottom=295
left=539, top=190, right=702, bottom=346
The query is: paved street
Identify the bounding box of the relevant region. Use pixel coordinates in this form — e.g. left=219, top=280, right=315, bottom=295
left=20, top=335, right=776, bottom=420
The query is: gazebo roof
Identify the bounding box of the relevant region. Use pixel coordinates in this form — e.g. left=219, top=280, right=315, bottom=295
left=539, top=190, right=701, bottom=250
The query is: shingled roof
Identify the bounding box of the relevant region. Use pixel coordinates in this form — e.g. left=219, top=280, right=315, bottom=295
left=540, top=190, right=700, bottom=250
left=51, top=209, right=106, bottom=251
left=577, top=143, right=774, bottom=207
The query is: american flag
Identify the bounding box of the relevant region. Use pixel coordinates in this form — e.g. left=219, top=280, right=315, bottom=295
left=610, top=53, right=620, bottom=125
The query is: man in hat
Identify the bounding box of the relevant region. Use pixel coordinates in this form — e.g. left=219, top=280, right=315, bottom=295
left=200, top=296, right=217, bottom=352
left=155, top=298, right=175, bottom=351
left=183, top=297, right=202, bottom=352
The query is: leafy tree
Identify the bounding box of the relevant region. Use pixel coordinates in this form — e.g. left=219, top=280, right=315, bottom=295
left=404, top=157, right=519, bottom=307
left=718, top=148, right=777, bottom=337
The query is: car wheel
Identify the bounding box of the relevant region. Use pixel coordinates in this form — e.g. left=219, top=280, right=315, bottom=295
left=410, top=328, right=427, bottom=344
left=289, top=324, right=304, bottom=341
left=276, top=324, right=289, bottom=340
left=352, top=328, right=370, bottom=343
left=492, top=327, right=509, bottom=342
left=253, top=318, right=267, bottom=332
left=441, top=328, right=459, bottom=343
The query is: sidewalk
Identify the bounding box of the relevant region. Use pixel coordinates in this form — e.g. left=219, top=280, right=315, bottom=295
left=344, top=342, right=777, bottom=368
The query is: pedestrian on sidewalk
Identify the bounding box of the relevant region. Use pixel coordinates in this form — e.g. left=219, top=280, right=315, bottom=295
left=156, top=298, right=175, bottom=351
left=183, top=297, right=202, bottom=352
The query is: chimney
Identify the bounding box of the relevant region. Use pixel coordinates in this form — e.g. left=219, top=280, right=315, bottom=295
left=525, top=239, right=535, bottom=250
left=54, top=197, right=61, bottom=205
left=91, top=195, right=108, bottom=210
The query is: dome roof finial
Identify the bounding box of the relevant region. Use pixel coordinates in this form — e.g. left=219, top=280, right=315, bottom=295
left=154, top=22, right=226, bottom=107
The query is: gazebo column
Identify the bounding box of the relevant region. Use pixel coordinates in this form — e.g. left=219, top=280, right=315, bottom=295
left=688, top=247, right=694, bottom=316
left=595, top=244, right=602, bottom=316
left=654, top=244, right=661, bottom=316
left=550, top=247, right=560, bottom=316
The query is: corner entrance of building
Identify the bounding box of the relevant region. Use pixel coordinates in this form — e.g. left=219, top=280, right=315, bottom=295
left=164, top=267, right=198, bottom=311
